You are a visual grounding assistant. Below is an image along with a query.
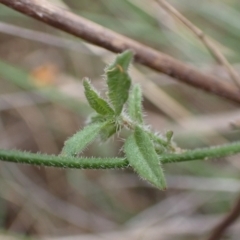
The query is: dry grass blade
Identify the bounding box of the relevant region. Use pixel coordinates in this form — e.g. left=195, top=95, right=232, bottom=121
left=155, top=0, right=240, bottom=89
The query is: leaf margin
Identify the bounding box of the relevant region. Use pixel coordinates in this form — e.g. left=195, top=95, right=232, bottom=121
left=124, top=126, right=166, bottom=190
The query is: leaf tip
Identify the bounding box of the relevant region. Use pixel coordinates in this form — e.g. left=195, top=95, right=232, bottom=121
left=106, top=50, right=134, bottom=72
left=117, top=50, right=134, bottom=71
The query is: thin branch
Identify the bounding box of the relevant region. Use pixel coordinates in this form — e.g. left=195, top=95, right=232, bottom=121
left=1, top=0, right=240, bottom=104
left=207, top=194, right=240, bottom=240
left=155, top=0, right=240, bottom=89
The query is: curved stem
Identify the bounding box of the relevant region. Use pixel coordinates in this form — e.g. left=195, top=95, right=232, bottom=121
left=0, top=141, right=240, bottom=169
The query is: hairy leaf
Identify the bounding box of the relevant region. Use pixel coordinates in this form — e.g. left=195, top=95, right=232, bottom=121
left=83, top=78, right=114, bottom=115
left=124, top=126, right=166, bottom=189
left=128, top=84, right=143, bottom=124
left=88, top=114, right=118, bottom=140
left=89, top=114, right=108, bottom=124
left=105, top=50, right=133, bottom=115
left=99, top=122, right=118, bottom=141
left=61, top=122, right=108, bottom=157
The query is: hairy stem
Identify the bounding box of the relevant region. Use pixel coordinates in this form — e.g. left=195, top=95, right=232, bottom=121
left=0, top=141, right=239, bottom=169
left=0, top=150, right=128, bottom=169
left=121, top=115, right=169, bottom=147
left=160, top=141, right=240, bottom=163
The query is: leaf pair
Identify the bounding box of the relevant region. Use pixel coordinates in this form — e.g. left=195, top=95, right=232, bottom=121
left=84, top=50, right=134, bottom=117
left=62, top=50, right=134, bottom=157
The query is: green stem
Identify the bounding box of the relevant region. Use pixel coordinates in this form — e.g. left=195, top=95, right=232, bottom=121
left=160, top=141, right=240, bottom=164
left=147, top=130, right=168, bottom=147
left=121, top=115, right=169, bottom=147
left=0, top=150, right=128, bottom=169
left=0, top=141, right=240, bottom=169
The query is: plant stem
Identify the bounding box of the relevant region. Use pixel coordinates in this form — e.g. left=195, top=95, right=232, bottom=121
left=0, top=149, right=128, bottom=169
left=147, top=130, right=168, bottom=147
left=121, top=115, right=169, bottom=147
left=0, top=141, right=239, bottom=169
left=160, top=141, right=240, bottom=164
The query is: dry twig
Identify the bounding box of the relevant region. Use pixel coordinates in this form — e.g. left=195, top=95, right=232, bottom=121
left=1, top=0, right=240, bottom=104
left=155, top=0, right=240, bottom=89
left=207, top=194, right=240, bottom=240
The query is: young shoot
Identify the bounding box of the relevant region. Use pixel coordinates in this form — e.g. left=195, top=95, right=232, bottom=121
left=0, top=50, right=240, bottom=190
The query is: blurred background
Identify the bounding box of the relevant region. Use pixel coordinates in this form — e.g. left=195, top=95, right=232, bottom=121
left=0, top=0, right=240, bottom=239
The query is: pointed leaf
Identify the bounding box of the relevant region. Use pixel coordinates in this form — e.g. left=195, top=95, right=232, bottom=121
left=124, top=126, right=166, bottom=189
left=128, top=84, right=143, bottom=124
left=61, top=122, right=108, bottom=157
left=83, top=78, right=114, bottom=115
left=105, top=50, right=133, bottom=115
left=108, top=50, right=133, bottom=72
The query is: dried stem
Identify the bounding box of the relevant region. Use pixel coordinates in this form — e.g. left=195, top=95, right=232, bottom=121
left=207, top=194, right=240, bottom=240
left=155, top=0, right=240, bottom=89
left=0, top=0, right=240, bottom=103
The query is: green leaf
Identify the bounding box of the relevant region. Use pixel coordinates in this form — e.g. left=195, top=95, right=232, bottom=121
left=128, top=84, right=143, bottom=124
left=124, top=126, right=166, bottom=190
left=61, top=122, right=108, bottom=157
left=83, top=78, right=114, bottom=115
left=88, top=114, right=108, bottom=124
left=105, top=50, right=133, bottom=115
left=99, top=122, right=118, bottom=141
left=88, top=114, right=118, bottom=140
